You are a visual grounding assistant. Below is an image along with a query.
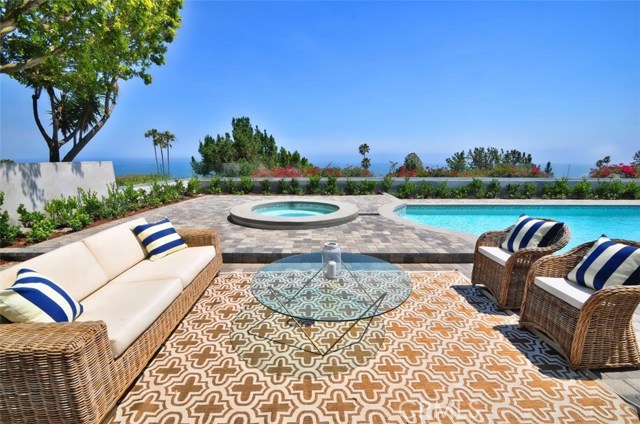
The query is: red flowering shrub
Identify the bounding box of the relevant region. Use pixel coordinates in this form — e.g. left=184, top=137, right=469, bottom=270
left=590, top=163, right=638, bottom=178
left=255, top=165, right=372, bottom=178
left=253, top=165, right=303, bottom=178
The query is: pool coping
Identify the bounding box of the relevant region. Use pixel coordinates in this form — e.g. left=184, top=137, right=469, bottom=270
left=229, top=198, right=360, bottom=229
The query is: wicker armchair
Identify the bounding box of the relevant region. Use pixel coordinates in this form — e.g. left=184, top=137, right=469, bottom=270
left=471, top=219, right=570, bottom=309
left=519, top=239, right=640, bottom=369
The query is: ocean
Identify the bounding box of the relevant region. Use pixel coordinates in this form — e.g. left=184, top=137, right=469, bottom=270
left=111, top=157, right=593, bottom=179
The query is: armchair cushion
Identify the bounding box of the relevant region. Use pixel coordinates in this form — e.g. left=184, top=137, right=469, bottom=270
left=131, top=217, right=187, bottom=261
left=567, top=236, right=640, bottom=290
left=533, top=276, right=594, bottom=309
left=478, top=246, right=512, bottom=266
left=500, top=214, right=564, bottom=253
left=0, top=268, right=83, bottom=323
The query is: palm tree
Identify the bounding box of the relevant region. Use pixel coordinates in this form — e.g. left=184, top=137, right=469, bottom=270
left=144, top=129, right=161, bottom=175
left=358, top=143, right=371, bottom=170
left=161, top=131, right=176, bottom=178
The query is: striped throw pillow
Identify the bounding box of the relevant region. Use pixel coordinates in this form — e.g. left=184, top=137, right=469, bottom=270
left=131, top=217, right=187, bottom=261
left=500, top=214, right=564, bottom=253
left=0, top=268, right=84, bottom=323
left=567, top=236, right=640, bottom=290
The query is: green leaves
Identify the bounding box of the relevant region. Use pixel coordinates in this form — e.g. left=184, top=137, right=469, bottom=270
left=191, top=117, right=311, bottom=177
left=2, top=0, right=184, bottom=161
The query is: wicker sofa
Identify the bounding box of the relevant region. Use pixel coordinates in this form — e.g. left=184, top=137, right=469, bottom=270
left=0, top=218, right=223, bottom=423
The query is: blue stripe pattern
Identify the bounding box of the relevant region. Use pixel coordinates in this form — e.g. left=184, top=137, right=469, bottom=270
left=568, top=236, right=640, bottom=290
left=131, top=218, right=187, bottom=261
left=0, top=268, right=83, bottom=323
left=500, top=215, right=564, bottom=253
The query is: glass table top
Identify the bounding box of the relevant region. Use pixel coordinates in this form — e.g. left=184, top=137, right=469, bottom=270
left=251, top=253, right=412, bottom=322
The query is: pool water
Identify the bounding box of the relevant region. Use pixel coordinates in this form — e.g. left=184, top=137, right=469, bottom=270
left=397, top=205, right=640, bottom=250
left=255, top=202, right=338, bottom=218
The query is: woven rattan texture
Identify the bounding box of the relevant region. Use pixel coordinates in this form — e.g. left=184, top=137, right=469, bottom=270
left=520, top=239, right=640, bottom=369
left=0, top=228, right=223, bottom=424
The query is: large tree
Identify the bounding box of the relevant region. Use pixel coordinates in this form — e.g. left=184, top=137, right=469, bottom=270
left=1, top=0, right=183, bottom=161
left=191, top=117, right=309, bottom=176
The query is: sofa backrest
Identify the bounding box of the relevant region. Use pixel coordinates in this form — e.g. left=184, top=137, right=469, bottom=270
left=0, top=241, right=110, bottom=301
left=82, top=218, right=148, bottom=280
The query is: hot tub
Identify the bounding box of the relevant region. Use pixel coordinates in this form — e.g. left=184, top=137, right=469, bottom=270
left=229, top=199, right=359, bottom=229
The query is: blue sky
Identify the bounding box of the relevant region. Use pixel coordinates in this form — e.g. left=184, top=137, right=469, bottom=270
left=1, top=0, right=639, bottom=169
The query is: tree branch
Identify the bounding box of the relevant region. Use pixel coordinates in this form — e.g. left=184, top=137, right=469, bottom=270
left=0, top=45, right=61, bottom=74
left=62, top=80, right=119, bottom=162
left=0, top=0, right=48, bottom=35
left=31, top=87, right=51, bottom=144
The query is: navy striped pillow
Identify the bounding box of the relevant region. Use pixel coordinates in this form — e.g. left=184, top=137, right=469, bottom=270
left=131, top=217, right=187, bottom=261
left=500, top=214, right=564, bottom=253
left=567, top=236, right=640, bottom=290
left=0, top=268, right=84, bottom=323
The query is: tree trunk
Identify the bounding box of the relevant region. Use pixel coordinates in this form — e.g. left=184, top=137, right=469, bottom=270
left=49, top=147, right=60, bottom=162
left=160, top=148, right=165, bottom=177
left=154, top=145, right=160, bottom=175
left=167, top=145, right=170, bottom=178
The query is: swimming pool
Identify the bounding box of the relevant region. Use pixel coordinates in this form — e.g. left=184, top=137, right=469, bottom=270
left=395, top=205, right=640, bottom=250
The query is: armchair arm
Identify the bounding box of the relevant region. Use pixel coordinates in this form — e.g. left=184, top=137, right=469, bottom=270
left=529, top=241, right=595, bottom=278
left=572, top=285, right=640, bottom=366
left=0, top=321, right=116, bottom=423
left=475, top=227, right=511, bottom=250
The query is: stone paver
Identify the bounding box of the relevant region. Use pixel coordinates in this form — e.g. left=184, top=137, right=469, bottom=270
left=2, top=194, right=639, bottom=414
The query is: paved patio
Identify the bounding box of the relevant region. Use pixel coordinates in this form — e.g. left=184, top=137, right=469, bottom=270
left=1, top=194, right=640, bottom=412
left=0, top=194, right=477, bottom=263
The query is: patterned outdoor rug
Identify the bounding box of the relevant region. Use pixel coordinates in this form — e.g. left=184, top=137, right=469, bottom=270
left=109, top=272, right=639, bottom=423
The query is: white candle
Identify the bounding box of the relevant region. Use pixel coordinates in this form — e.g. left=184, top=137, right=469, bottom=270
left=326, top=260, right=337, bottom=279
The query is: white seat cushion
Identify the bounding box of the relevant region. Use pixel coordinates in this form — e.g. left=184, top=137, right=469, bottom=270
left=82, top=218, right=148, bottom=280
left=0, top=242, right=109, bottom=301
left=110, top=246, right=215, bottom=289
left=533, top=276, right=595, bottom=310
left=478, top=246, right=513, bottom=267
left=76, top=278, right=182, bottom=357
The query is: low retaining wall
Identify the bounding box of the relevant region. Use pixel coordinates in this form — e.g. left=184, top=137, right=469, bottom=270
left=0, top=162, right=116, bottom=224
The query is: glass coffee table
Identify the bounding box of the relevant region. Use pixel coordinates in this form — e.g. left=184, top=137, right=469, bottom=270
left=250, top=252, right=412, bottom=356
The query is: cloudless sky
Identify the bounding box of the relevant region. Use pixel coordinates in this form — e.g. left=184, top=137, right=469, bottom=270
left=1, top=0, right=639, bottom=169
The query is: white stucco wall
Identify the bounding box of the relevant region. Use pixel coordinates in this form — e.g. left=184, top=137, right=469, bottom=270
left=0, top=162, right=116, bottom=224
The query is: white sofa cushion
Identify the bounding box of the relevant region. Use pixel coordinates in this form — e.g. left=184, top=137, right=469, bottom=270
left=478, top=246, right=513, bottom=267
left=82, top=218, right=148, bottom=280
left=533, top=276, right=595, bottom=310
left=0, top=242, right=109, bottom=301
left=111, top=246, right=215, bottom=289
left=76, top=278, right=182, bottom=357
